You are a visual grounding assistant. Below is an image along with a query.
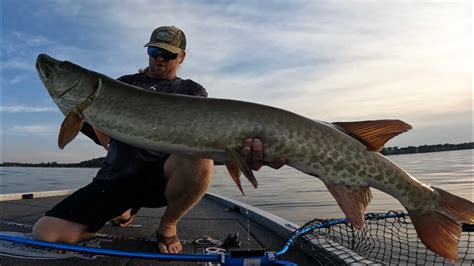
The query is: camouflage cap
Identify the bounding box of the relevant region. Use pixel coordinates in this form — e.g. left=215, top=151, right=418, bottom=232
left=143, top=26, right=186, bottom=54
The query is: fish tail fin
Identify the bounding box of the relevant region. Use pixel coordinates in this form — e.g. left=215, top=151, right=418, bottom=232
left=432, top=187, right=474, bottom=224
left=409, top=187, right=474, bottom=262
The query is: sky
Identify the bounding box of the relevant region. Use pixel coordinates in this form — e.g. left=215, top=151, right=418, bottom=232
left=1, top=0, right=472, bottom=163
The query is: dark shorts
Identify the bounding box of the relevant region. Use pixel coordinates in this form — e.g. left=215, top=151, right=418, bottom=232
left=45, top=172, right=168, bottom=233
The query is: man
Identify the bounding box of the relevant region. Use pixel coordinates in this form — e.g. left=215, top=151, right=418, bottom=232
left=33, top=26, right=285, bottom=254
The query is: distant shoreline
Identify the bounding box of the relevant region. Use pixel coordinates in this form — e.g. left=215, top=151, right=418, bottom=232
left=1, top=142, right=472, bottom=168
left=380, top=142, right=473, bottom=156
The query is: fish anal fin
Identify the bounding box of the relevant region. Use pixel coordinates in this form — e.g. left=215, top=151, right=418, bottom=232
left=225, top=161, right=244, bottom=195
left=225, top=147, right=258, bottom=189
left=58, top=112, right=84, bottom=149
left=333, top=120, right=412, bottom=151
left=93, top=127, right=110, bottom=151
left=325, top=183, right=372, bottom=229
left=409, top=186, right=474, bottom=262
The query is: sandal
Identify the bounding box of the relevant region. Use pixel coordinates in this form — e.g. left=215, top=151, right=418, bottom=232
left=156, top=232, right=182, bottom=253
left=110, top=215, right=135, bottom=227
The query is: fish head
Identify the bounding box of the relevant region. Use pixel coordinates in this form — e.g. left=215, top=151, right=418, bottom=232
left=36, top=54, right=98, bottom=113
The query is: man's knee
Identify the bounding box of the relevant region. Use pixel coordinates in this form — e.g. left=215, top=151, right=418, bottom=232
left=194, top=157, right=214, bottom=180
left=33, top=216, right=91, bottom=243
left=164, top=155, right=214, bottom=198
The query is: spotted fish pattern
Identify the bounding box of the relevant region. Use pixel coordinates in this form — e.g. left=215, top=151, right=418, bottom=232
left=36, top=54, right=473, bottom=261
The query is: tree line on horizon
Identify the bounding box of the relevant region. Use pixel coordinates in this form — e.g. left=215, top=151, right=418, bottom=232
left=1, top=157, right=105, bottom=168
left=1, top=142, right=472, bottom=168
left=380, top=142, right=473, bottom=155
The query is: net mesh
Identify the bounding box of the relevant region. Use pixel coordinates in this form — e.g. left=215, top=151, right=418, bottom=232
left=294, top=211, right=473, bottom=265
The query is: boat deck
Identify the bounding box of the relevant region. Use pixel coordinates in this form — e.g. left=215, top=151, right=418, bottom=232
left=0, top=192, right=315, bottom=265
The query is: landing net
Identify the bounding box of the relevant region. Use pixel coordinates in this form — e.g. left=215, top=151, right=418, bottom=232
left=292, top=211, right=473, bottom=265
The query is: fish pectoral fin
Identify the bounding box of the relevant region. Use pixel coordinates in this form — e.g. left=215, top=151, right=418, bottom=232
left=324, top=182, right=372, bottom=229
left=225, top=161, right=244, bottom=195
left=225, top=147, right=258, bottom=190
left=333, top=120, right=412, bottom=151
left=58, top=112, right=84, bottom=149
left=93, top=127, right=110, bottom=151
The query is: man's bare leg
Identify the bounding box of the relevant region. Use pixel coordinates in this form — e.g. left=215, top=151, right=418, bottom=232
left=33, top=216, right=94, bottom=243
left=158, top=154, right=213, bottom=253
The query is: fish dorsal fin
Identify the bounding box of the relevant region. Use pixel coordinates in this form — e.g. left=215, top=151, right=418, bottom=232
left=58, top=112, right=84, bottom=149
left=333, top=120, right=412, bottom=151
left=93, top=127, right=110, bottom=151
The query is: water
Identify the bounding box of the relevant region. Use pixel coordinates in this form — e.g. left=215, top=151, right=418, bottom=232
left=1, top=150, right=472, bottom=225
left=0, top=167, right=99, bottom=194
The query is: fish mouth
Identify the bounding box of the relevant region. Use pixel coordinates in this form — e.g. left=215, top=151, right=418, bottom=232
left=36, top=54, right=62, bottom=82
left=57, top=79, right=80, bottom=97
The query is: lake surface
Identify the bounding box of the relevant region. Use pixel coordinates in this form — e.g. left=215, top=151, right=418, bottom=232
left=1, top=149, right=472, bottom=225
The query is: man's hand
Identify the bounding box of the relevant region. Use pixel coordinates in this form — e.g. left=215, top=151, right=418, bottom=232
left=241, top=138, right=287, bottom=170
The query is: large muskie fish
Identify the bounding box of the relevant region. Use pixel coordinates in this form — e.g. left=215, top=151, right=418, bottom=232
left=36, top=54, right=473, bottom=261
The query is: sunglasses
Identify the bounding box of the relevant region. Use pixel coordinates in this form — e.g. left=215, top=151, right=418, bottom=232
left=147, top=47, right=178, bottom=61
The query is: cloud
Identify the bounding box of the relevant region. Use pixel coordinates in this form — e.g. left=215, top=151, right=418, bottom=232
left=4, top=123, right=102, bottom=148
left=1, top=1, right=471, bottom=163
left=1, top=59, right=32, bottom=71
left=1, top=106, right=57, bottom=113
left=11, top=124, right=57, bottom=135
left=10, top=30, right=56, bottom=47
left=45, top=1, right=472, bottom=127
left=2, top=31, right=56, bottom=60
left=8, top=75, right=28, bottom=84
left=1, top=27, right=85, bottom=75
